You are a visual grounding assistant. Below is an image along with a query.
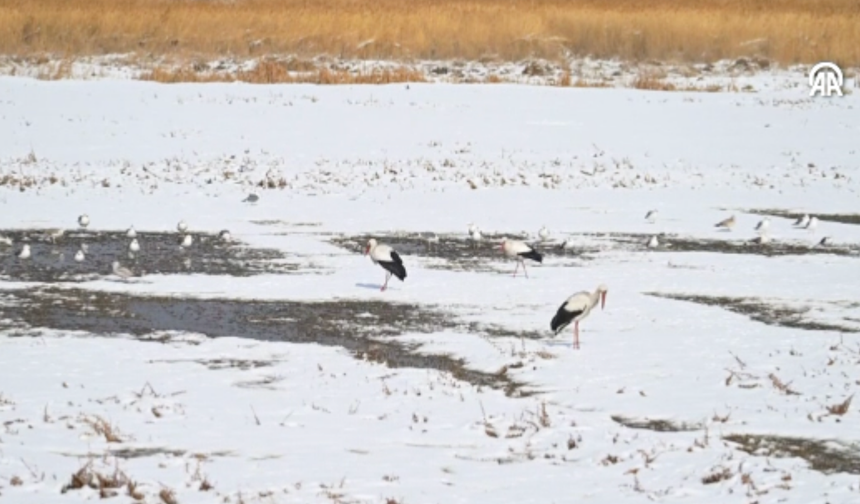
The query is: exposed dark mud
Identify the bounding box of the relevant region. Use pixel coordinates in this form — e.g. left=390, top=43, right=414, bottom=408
left=724, top=433, right=860, bottom=475
left=610, top=415, right=704, bottom=432
left=330, top=232, right=596, bottom=273
left=647, top=293, right=860, bottom=334
left=746, top=209, right=860, bottom=227
left=330, top=231, right=858, bottom=274
left=0, top=228, right=310, bottom=283
left=0, top=286, right=540, bottom=396
left=605, top=232, right=860, bottom=258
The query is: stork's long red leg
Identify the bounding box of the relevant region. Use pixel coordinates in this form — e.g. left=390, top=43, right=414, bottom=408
left=523, top=260, right=529, bottom=279
left=574, top=321, right=580, bottom=349
left=381, top=272, right=391, bottom=291
left=512, top=261, right=519, bottom=277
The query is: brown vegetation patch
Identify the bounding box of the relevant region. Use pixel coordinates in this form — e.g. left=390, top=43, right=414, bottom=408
left=1, top=0, right=858, bottom=66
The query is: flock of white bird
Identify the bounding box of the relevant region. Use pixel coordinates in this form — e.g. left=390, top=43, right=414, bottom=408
left=366, top=221, right=608, bottom=349
left=711, top=211, right=830, bottom=247
left=1, top=213, right=233, bottom=281
left=365, top=209, right=836, bottom=349
left=0, top=205, right=834, bottom=349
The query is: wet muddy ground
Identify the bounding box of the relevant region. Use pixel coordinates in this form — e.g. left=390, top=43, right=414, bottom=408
left=724, top=433, right=860, bottom=475
left=329, top=231, right=859, bottom=274
left=330, top=232, right=598, bottom=273
left=647, top=293, right=860, bottom=334
left=0, top=286, right=548, bottom=396
left=606, top=232, right=860, bottom=258
left=746, top=209, right=860, bottom=226
left=0, top=228, right=309, bottom=282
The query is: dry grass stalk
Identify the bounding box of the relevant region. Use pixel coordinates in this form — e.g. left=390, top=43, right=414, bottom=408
left=159, top=487, right=178, bottom=504
left=2, top=0, right=859, bottom=65
left=768, top=373, right=801, bottom=396
left=701, top=466, right=732, bottom=484
left=826, top=394, right=853, bottom=416
left=82, top=415, right=123, bottom=443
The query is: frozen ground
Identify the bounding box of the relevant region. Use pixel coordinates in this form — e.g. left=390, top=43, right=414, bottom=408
left=0, top=74, right=859, bottom=504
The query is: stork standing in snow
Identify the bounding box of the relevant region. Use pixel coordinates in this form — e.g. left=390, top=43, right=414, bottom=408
left=794, top=214, right=810, bottom=228
left=550, top=284, right=608, bottom=349
left=500, top=238, right=543, bottom=278
left=644, top=209, right=658, bottom=223
left=364, top=238, right=407, bottom=291
left=805, top=216, right=819, bottom=232
left=754, top=217, right=770, bottom=234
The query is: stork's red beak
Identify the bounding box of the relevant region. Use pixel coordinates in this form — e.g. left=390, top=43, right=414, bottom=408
left=601, top=292, right=607, bottom=310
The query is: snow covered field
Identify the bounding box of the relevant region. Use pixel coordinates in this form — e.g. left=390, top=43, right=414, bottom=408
left=1, top=73, right=859, bottom=504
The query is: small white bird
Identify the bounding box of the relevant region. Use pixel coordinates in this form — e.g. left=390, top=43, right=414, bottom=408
left=469, top=228, right=483, bottom=250
left=647, top=235, right=659, bottom=248
left=538, top=225, right=550, bottom=242
left=78, top=214, right=89, bottom=229
left=423, top=232, right=439, bottom=251
left=644, top=209, right=658, bottom=222
left=180, top=234, right=193, bottom=249
left=468, top=223, right=479, bottom=236
left=219, top=229, right=232, bottom=242
left=177, top=220, right=188, bottom=233
left=714, top=215, right=736, bottom=231
left=111, top=261, right=134, bottom=280
left=754, top=217, right=770, bottom=234
left=127, top=226, right=137, bottom=238
left=74, top=249, right=85, bottom=262
left=46, top=228, right=64, bottom=244
left=18, top=244, right=31, bottom=260
left=794, top=214, right=810, bottom=228
left=805, top=216, right=819, bottom=232
left=129, top=238, right=140, bottom=253
left=0, top=235, right=12, bottom=247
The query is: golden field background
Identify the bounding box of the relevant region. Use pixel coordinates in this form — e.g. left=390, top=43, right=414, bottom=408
left=1, top=0, right=859, bottom=67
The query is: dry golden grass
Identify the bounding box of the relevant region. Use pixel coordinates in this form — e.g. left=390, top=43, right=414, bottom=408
left=139, top=60, right=426, bottom=84
left=1, top=0, right=859, bottom=66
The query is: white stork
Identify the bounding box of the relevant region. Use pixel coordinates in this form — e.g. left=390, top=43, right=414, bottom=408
left=550, top=284, right=608, bottom=349
left=364, top=238, right=407, bottom=292
left=794, top=214, right=810, bottom=228
left=500, top=238, right=543, bottom=278
left=805, top=216, right=819, bottom=232
left=78, top=214, right=90, bottom=229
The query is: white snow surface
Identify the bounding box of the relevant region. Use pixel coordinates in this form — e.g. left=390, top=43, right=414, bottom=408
left=1, top=75, right=859, bottom=504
